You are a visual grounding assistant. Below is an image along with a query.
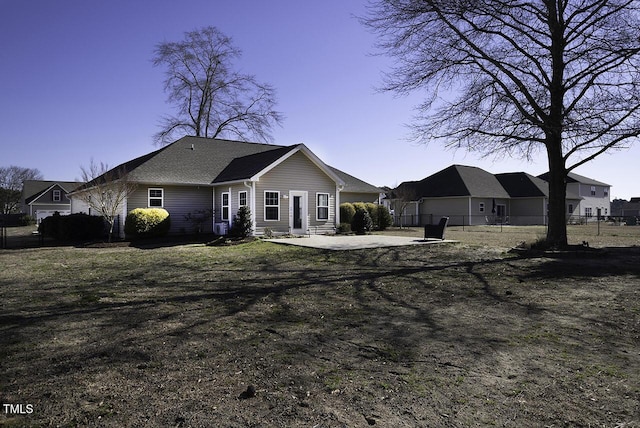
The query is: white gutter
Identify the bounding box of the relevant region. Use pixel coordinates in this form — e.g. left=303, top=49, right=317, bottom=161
left=336, top=184, right=344, bottom=225
left=244, top=181, right=256, bottom=234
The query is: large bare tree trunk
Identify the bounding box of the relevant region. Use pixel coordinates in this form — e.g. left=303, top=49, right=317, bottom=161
left=546, top=139, right=568, bottom=247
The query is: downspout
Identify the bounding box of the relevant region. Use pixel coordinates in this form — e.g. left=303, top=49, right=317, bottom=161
left=228, top=186, right=233, bottom=229
left=336, top=184, right=343, bottom=226
left=468, top=197, right=472, bottom=226
left=121, top=197, right=128, bottom=239
left=244, top=181, right=256, bottom=235
left=212, top=187, right=216, bottom=231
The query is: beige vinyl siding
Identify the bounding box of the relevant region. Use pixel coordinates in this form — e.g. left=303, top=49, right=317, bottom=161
left=213, top=183, right=251, bottom=224
left=420, top=197, right=470, bottom=225
left=128, top=185, right=213, bottom=234
left=254, top=151, right=336, bottom=235
left=509, top=198, right=547, bottom=225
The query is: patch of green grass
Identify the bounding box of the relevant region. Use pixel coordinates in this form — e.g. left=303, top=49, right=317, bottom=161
left=400, top=370, right=434, bottom=397
left=574, top=364, right=626, bottom=380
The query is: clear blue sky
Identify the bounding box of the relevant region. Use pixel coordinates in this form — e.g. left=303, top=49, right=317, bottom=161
left=1, top=0, right=638, bottom=199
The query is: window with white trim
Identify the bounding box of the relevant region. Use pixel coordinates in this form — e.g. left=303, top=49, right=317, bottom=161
left=264, top=191, right=279, bottom=221
left=590, top=186, right=596, bottom=196
left=148, top=188, right=164, bottom=207
left=479, top=202, right=485, bottom=213
left=239, top=191, right=247, bottom=207
left=585, top=207, right=593, bottom=217
left=52, top=189, right=61, bottom=202
left=568, top=204, right=573, bottom=214
left=317, top=193, right=329, bottom=221
left=221, top=192, right=230, bottom=221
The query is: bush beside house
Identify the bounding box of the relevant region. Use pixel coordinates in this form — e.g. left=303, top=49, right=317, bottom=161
left=340, top=203, right=356, bottom=225
left=351, top=208, right=373, bottom=235
left=339, top=202, right=392, bottom=233
left=39, top=212, right=105, bottom=241
left=230, top=206, right=253, bottom=238
left=125, top=208, right=171, bottom=239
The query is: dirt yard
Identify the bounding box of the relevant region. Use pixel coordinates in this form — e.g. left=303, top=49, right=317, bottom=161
left=1, top=228, right=639, bottom=427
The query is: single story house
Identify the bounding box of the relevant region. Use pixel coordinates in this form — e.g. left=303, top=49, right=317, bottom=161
left=21, top=180, right=81, bottom=223
left=388, top=165, right=584, bottom=226
left=70, top=136, right=382, bottom=237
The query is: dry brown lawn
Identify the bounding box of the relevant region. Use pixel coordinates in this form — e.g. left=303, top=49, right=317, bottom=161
left=1, top=226, right=639, bottom=427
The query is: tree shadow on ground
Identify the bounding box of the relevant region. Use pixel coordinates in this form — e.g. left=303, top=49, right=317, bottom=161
left=1, top=243, right=638, bottom=426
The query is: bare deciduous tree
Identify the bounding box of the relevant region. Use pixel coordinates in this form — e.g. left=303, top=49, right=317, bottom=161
left=75, top=160, right=137, bottom=242
left=152, top=26, right=284, bottom=145
left=389, top=183, right=419, bottom=228
left=364, top=0, right=640, bottom=247
left=0, top=166, right=43, bottom=214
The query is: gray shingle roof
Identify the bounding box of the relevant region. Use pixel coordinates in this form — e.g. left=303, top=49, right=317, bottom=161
left=75, top=137, right=379, bottom=195
left=213, top=145, right=299, bottom=183
left=495, top=172, right=548, bottom=197
left=329, top=167, right=383, bottom=194
left=399, top=165, right=511, bottom=199
left=538, top=171, right=610, bottom=187
left=125, top=136, right=290, bottom=185
left=23, top=180, right=83, bottom=204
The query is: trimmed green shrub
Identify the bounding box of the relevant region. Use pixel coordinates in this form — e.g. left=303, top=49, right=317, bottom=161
left=125, top=208, right=171, bottom=238
left=340, top=203, right=356, bottom=225
left=230, top=206, right=253, bottom=238
left=39, top=212, right=105, bottom=241
left=336, top=222, right=352, bottom=234
left=364, top=203, right=378, bottom=229
left=376, top=205, right=393, bottom=230
left=351, top=208, right=373, bottom=235
left=352, top=202, right=367, bottom=213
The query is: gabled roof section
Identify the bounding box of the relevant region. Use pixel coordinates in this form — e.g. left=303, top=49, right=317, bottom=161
left=23, top=180, right=82, bottom=204
left=213, top=145, right=299, bottom=183
left=495, top=172, right=548, bottom=197
left=127, top=136, right=289, bottom=185
left=400, top=165, right=510, bottom=199
left=74, top=137, right=289, bottom=190
left=214, top=143, right=345, bottom=186
left=72, top=137, right=357, bottom=190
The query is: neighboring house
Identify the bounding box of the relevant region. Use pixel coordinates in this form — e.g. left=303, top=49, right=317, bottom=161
left=70, top=136, right=382, bottom=237
left=613, top=197, right=640, bottom=218
left=538, top=172, right=611, bottom=220
left=496, top=172, right=581, bottom=225
left=21, top=180, right=81, bottom=223
left=389, top=165, right=587, bottom=226
left=390, top=165, right=511, bottom=226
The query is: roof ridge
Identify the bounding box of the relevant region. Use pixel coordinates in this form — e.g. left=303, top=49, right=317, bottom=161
left=177, top=135, right=288, bottom=149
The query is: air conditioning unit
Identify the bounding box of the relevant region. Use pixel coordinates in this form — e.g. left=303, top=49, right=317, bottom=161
left=214, top=222, right=228, bottom=235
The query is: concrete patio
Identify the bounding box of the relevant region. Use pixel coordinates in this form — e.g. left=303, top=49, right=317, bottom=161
left=265, top=234, right=455, bottom=251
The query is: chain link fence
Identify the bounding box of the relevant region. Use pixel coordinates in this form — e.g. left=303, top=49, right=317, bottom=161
left=394, top=213, right=639, bottom=228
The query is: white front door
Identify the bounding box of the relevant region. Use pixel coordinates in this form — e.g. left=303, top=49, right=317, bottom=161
left=289, top=191, right=308, bottom=234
